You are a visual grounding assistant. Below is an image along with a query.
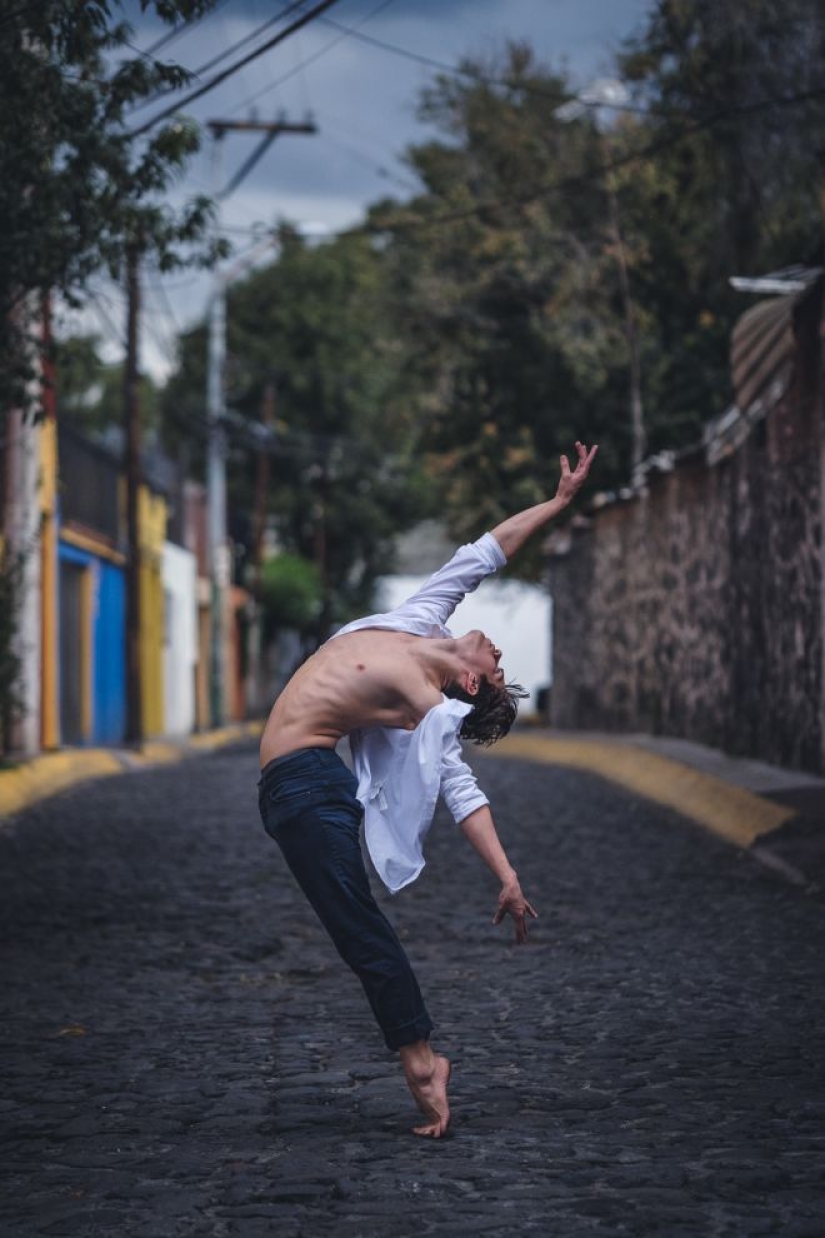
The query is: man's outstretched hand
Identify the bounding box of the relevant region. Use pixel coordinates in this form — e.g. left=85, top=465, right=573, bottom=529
left=556, top=441, right=598, bottom=508
left=493, top=876, right=538, bottom=945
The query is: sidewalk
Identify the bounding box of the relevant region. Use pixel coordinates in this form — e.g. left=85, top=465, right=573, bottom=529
left=492, top=727, right=825, bottom=897
left=0, top=721, right=262, bottom=821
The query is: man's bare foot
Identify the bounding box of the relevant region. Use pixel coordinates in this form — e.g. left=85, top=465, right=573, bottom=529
left=405, top=1054, right=451, bottom=1138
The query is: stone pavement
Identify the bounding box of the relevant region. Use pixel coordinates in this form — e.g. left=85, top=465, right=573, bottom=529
left=1, top=741, right=824, bottom=1237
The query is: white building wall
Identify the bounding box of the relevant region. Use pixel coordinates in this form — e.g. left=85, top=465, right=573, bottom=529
left=5, top=409, right=42, bottom=756
left=377, top=575, right=552, bottom=712
left=162, top=541, right=198, bottom=736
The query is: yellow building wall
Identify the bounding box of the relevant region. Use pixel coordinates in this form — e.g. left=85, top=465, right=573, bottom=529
left=138, top=484, right=167, bottom=739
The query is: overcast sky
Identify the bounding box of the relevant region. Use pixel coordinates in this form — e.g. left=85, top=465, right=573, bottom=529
left=69, top=0, right=656, bottom=379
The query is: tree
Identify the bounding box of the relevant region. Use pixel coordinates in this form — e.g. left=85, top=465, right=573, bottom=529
left=53, top=333, right=160, bottom=435
left=162, top=226, right=432, bottom=638
left=0, top=0, right=222, bottom=418
left=367, top=45, right=633, bottom=562
left=617, top=0, right=825, bottom=438
left=364, top=16, right=825, bottom=546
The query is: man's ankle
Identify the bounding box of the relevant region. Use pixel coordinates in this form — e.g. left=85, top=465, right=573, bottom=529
left=399, top=1040, right=435, bottom=1081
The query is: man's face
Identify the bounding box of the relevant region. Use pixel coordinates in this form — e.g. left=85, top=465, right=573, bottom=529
left=458, top=629, right=505, bottom=688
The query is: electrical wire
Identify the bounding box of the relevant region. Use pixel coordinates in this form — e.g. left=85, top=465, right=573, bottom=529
left=141, top=0, right=233, bottom=58
left=129, top=0, right=345, bottom=139
left=87, top=291, right=127, bottom=352
left=316, top=16, right=655, bottom=116
left=354, top=81, right=825, bottom=240
left=319, top=126, right=419, bottom=192
left=129, top=1, right=308, bottom=114
left=228, top=0, right=398, bottom=117
left=218, top=129, right=282, bottom=202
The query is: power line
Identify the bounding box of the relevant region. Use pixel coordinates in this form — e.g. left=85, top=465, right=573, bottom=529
left=130, top=1, right=308, bottom=115
left=141, top=0, right=233, bottom=58
left=130, top=0, right=345, bottom=139
left=357, top=81, right=825, bottom=239
left=228, top=0, right=398, bottom=118
left=88, top=291, right=127, bottom=353
left=316, top=17, right=654, bottom=116
left=147, top=274, right=183, bottom=336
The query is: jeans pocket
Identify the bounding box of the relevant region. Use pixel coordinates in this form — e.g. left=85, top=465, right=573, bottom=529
left=263, top=787, right=316, bottom=834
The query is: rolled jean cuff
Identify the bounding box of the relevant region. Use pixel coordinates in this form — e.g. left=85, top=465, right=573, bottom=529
left=383, top=1012, right=434, bottom=1052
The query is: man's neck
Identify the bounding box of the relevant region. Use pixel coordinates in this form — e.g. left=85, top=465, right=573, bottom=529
left=414, top=638, right=464, bottom=693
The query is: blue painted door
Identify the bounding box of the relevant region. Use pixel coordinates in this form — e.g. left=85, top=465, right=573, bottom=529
left=93, top=561, right=126, bottom=745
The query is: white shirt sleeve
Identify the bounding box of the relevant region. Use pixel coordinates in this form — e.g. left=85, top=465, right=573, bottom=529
left=388, top=532, right=507, bottom=632
left=439, top=727, right=489, bottom=825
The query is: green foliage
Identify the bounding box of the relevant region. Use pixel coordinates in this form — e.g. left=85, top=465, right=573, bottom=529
left=0, top=1, right=222, bottom=418
left=54, top=333, right=160, bottom=435
left=616, top=0, right=825, bottom=448
left=163, top=226, right=433, bottom=637
left=359, top=17, right=825, bottom=551
left=366, top=45, right=633, bottom=563
left=259, top=553, right=322, bottom=639
left=0, top=545, right=25, bottom=756
left=162, top=11, right=825, bottom=604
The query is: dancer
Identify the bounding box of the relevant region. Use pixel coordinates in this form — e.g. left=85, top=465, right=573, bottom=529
left=258, top=441, right=598, bottom=1137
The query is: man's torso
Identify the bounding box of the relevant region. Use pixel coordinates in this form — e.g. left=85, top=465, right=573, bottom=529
left=260, top=629, right=443, bottom=765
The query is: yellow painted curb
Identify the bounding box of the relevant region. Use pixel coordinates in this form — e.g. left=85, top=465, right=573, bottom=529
left=0, top=721, right=264, bottom=820
left=485, top=733, right=795, bottom=847
left=0, top=750, right=123, bottom=819
left=188, top=721, right=262, bottom=751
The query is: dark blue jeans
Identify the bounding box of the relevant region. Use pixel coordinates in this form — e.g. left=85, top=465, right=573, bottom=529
left=257, top=747, right=433, bottom=1051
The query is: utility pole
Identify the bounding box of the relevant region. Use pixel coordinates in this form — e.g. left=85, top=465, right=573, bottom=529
left=818, top=147, right=825, bottom=774
left=205, top=117, right=316, bottom=727
left=252, top=380, right=276, bottom=597
left=248, top=381, right=276, bottom=717
left=124, top=244, right=143, bottom=746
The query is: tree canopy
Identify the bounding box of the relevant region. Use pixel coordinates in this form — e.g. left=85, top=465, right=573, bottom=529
left=0, top=0, right=222, bottom=415
left=162, top=226, right=433, bottom=636
left=67, top=2, right=825, bottom=605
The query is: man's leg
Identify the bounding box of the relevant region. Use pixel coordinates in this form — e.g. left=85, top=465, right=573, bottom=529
left=261, top=771, right=450, bottom=1135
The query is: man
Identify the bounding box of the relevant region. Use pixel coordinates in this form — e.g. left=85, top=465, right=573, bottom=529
left=258, top=441, right=597, bottom=1138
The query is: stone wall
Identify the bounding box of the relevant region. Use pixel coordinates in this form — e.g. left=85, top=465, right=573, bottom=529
left=549, top=282, right=824, bottom=773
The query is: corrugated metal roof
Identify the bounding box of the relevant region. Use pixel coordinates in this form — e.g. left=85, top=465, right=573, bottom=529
left=730, top=291, right=798, bottom=417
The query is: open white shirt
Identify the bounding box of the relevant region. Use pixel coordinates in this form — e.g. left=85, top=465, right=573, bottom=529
left=330, top=532, right=507, bottom=893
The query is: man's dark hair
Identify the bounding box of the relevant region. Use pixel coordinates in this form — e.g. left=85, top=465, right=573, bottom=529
left=443, top=677, right=529, bottom=746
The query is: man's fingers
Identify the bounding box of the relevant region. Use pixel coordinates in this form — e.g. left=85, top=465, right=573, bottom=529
left=569, top=442, right=599, bottom=478
left=492, top=907, right=504, bottom=925
left=559, top=454, right=570, bottom=476
left=525, top=902, right=538, bottom=919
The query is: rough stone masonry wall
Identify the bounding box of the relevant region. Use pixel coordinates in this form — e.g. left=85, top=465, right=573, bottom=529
left=549, top=295, right=823, bottom=773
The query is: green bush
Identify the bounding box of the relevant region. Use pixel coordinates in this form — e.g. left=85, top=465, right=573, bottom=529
left=259, top=554, right=322, bottom=639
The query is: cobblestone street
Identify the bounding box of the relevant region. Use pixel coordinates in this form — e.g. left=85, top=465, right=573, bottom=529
left=2, top=741, right=824, bottom=1237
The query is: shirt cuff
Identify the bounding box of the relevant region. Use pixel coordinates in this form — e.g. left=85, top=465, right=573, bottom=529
left=447, top=788, right=489, bottom=826
left=478, top=531, right=507, bottom=569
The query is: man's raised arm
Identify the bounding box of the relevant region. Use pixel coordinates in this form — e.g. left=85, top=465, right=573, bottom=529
left=491, top=441, right=598, bottom=560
